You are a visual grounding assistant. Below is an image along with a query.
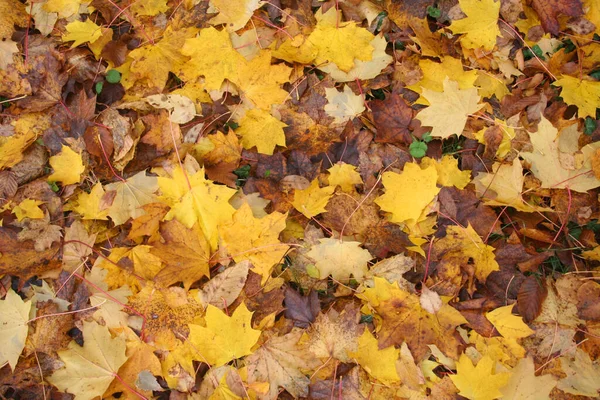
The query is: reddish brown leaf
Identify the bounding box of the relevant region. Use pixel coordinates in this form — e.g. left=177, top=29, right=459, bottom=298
left=517, top=275, right=548, bottom=322
left=371, top=92, right=414, bottom=145
left=84, top=124, right=114, bottom=159
left=577, top=281, right=600, bottom=321
left=530, top=0, right=584, bottom=35
left=284, top=288, right=320, bottom=328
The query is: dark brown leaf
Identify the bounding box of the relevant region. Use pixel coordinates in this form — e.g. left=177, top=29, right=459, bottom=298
left=284, top=288, right=320, bottom=328
left=577, top=281, right=600, bottom=321
left=517, top=275, right=548, bottom=322
left=371, top=92, right=414, bottom=145
left=530, top=0, right=584, bottom=35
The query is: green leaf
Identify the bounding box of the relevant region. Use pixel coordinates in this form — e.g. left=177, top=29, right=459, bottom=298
left=105, top=69, right=121, bottom=84
left=422, top=131, right=433, bottom=143
left=95, top=81, right=103, bottom=94
left=409, top=141, right=427, bottom=158
left=427, top=6, right=441, bottom=18
left=48, top=181, right=59, bottom=192
left=584, top=117, right=597, bottom=135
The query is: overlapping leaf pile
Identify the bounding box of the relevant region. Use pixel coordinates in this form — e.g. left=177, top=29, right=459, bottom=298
left=1, top=0, right=600, bottom=398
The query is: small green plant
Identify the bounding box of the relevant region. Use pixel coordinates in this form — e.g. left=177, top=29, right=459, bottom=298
left=584, top=117, right=597, bottom=135
left=95, top=81, right=103, bottom=94
left=409, top=140, right=427, bottom=158
left=233, top=164, right=251, bottom=186
left=409, top=132, right=432, bottom=158
left=374, top=11, right=387, bottom=33
left=426, top=6, right=441, bottom=18
left=522, top=44, right=544, bottom=60
left=105, top=69, right=121, bottom=84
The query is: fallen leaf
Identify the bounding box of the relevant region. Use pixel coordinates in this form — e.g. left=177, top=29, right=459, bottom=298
left=47, top=146, right=85, bottom=185
left=47, top=321, right=128, bottom=400
left=530, top=0, right=584, bottom=35
left=235, top=109, right=287, bottom=155
left=416, top=77, right=484, bottom=139
left=0, top=289, right=32, bottom=371
left=306, top=238, right=373, bottom=282
left=557, top=347, right=600, bottom=397
left=324, top=85, right=365, bottom=124
left=198, top=261, right=250, bottom=310
left=187, top=303, right=261, bottom=366
left=247, top=330, right=319, bottom=400
left=448, top=0, right=501, bottom=51
left=62, top=19, right=102, bottom=48
left=449, top=354, right=511, bottom=400
left=291, top=178, right=335, bottom=219
left=359, top=277, right=468, bottom=361
left=375, top=162, right=440, bottom=226
left=105, top=171, right=159, bottom=225
left=500, top=356, right=557, bottom=400
left=347, top=329, right=401, bottom=384
left=486, top=304, right=535, bottom=339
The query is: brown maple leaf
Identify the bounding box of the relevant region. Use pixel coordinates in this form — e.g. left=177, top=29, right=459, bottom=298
left=529, top=0, right=584, bottom=35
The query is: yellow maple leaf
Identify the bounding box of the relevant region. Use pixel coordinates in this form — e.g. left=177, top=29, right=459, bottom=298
left=407, top=57, right=479, bottom=104
left=124, top=26, right=197, bottom=90
left=584, top=0, right=600, bottom=36
left=470, top=331, right=525, bottom=368
left=291, top=178, right=335, bottom=218
left=43, top=0, right=83, bottom=18
left=0, top=130, right=36, bottom=169
left=520, top=116, right=600, bottom=192
left=358, top=277, right=468, bottom=361
left=473, top=118, right=515, bottom=158
left=324, top=85, right=365, bottom=124
left=219, top=203, right=289, bottom=285
left=420, top=155, right=471, bottom=189
left=12, top=199, right=44, bottom=221
left=375, top=163, right=440, bottom=226
left=188, top=303, right=261, bottom=366
left=448, top=0, right=501, bottom=51
left=449, top=354, right=510, bottom=400
left=247, top=330, right=319, bottom=399
left=475, top=71, right=510, bottom=100
left=500, top=357, right=557, bottom=399
left=347, top=329, right=400, bottom=384
left=150, top=219, right=211, bottom=289
left=557, top=348, right=600, bottom=397
left=306, top=238, right=373, bottom=282
left=307, top=7, right=374, bottom=72
left=232, top=50, right=291, bottom=109
left=236, top=109, right=287, bottom=155
left=434, top=224, right=500, bottom=282
left=180, top=27, right=246, bottom=91
left=65, top=183, right=110, bottom=220
left=473, top=158, right=549, bottom=212
left=47, top=145, right=85, bottom=185
left=271, top=34, right=319, bottom=65
left=131, top=0, right=168, bottom=17
left=327, top=162, right=363, bottom=192
left=209, top=0, right=262, bottom=32
left=129, top=285, right=203, bottom=350
left=486, top=304, right=535, bottom=339
left=195, top=130, right=242, bottom=165
left=553, top=75, right=600, bottom=119
left=105, top=171, right=159, bottom=226
left=416, top=77, right=483, bottom=139
left=47, top=321, right=128, bottom=400
left=158, top=166, right=236, bottom=249
left=319, top=34, right=393, bottom=82
left=62, top=19, right=102, bottom=48
left=0, top=289, right=32, bottom=371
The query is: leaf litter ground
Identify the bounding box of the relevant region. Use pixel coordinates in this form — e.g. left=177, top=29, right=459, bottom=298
left=1, top=0, right=600, bottom=399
